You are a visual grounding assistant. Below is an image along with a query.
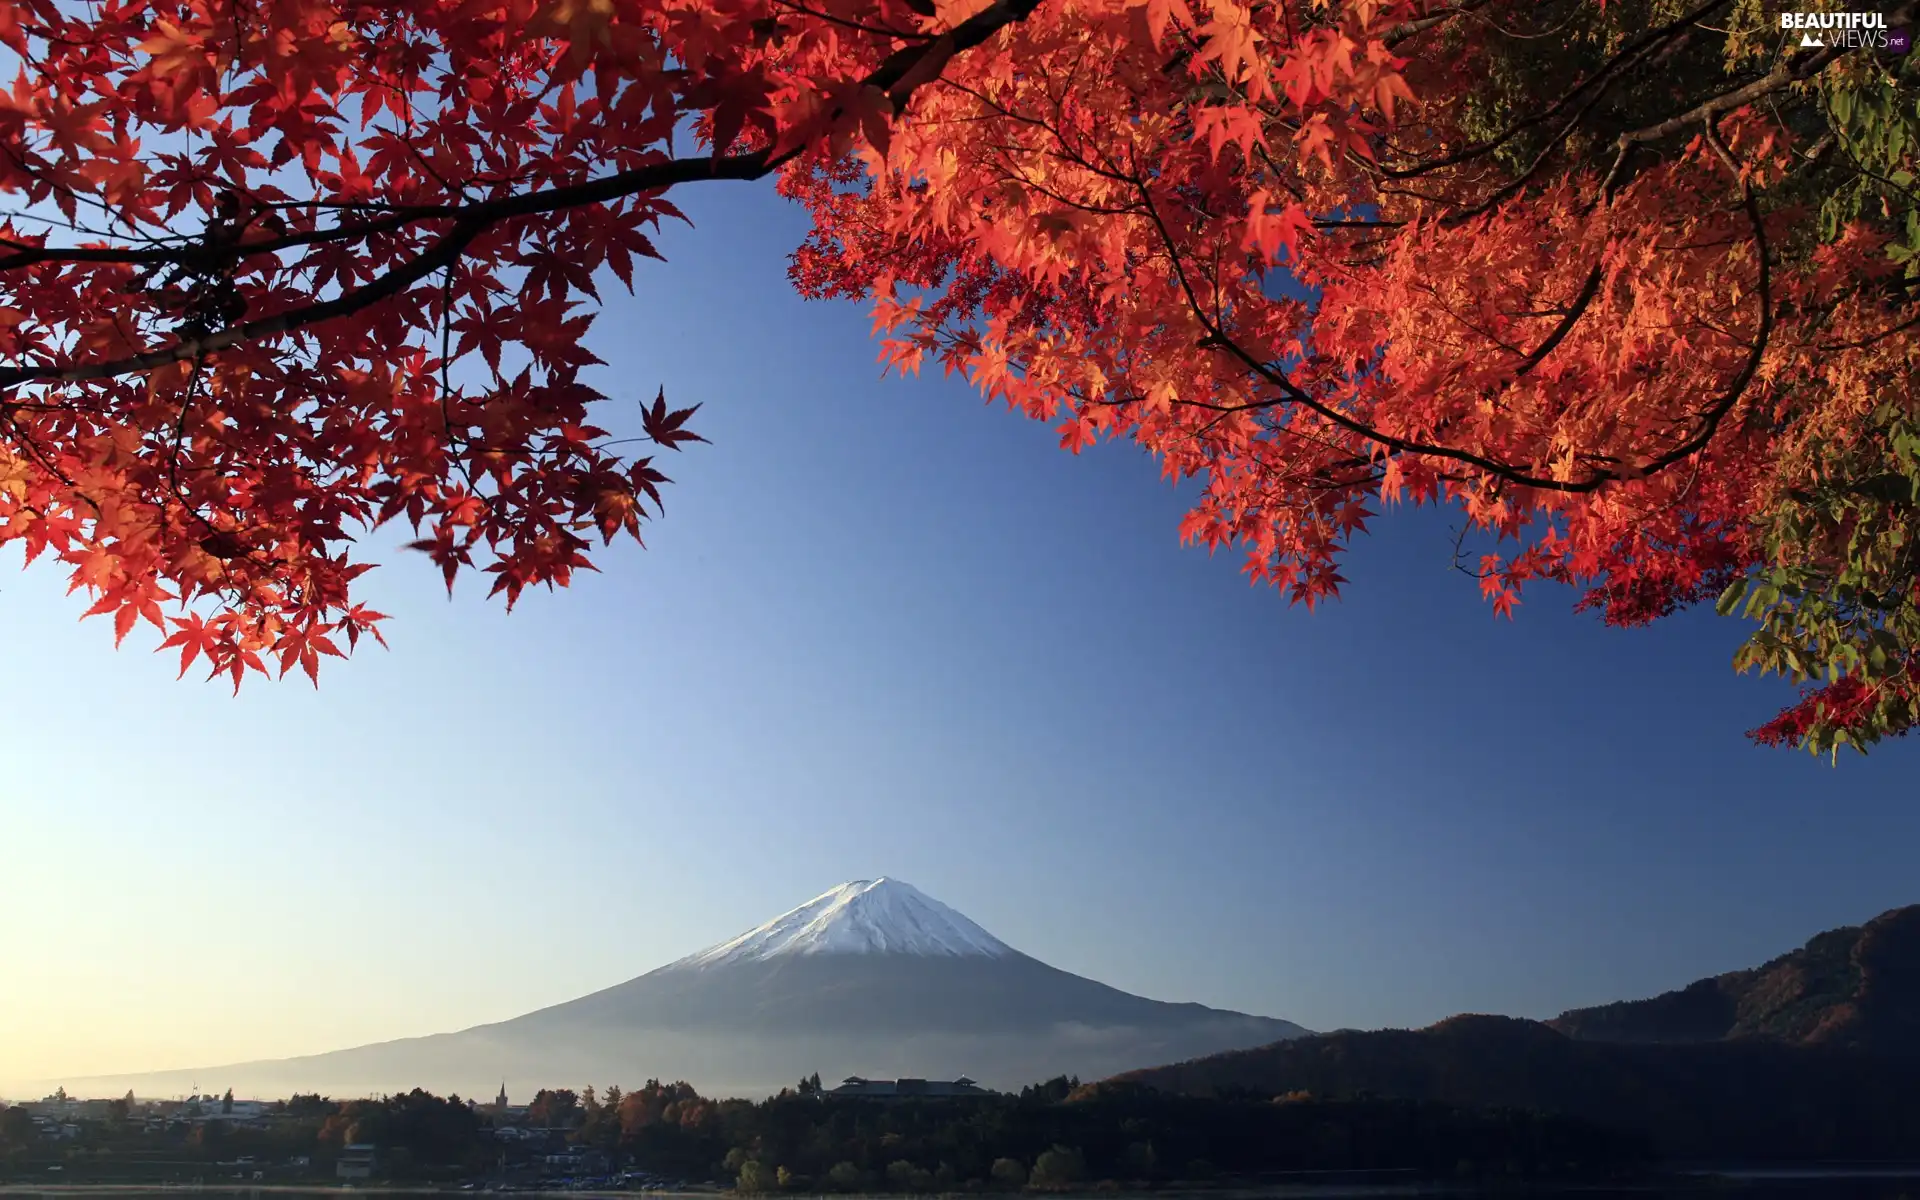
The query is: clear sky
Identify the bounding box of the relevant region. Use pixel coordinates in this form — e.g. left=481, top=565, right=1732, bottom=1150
left=3, top=180, right=1917, bottom=1097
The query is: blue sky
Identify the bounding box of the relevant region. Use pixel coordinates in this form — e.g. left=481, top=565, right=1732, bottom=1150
left=3, top=180, right=1917, bottom=1092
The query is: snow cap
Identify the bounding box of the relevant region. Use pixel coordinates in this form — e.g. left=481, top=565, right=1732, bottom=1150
left=674, top=878, right=1013, bottom=967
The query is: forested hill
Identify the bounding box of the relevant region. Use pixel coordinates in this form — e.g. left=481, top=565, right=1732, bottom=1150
left=1547, top=904, right=1920, bottom=1054
left=1109, top=1016, right=1920, bottom=1161
left=1112, top=906, right=1920, bottom=1162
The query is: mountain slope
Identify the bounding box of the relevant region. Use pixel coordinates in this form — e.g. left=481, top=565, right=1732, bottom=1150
left=1111, top=905, right=1920, bottom=1162
left=80, top=879, right=1308, bottom=1100
left=1109, top=1014, right=1920, bottom=1161
left=522, top=946, right=1283, bottom=1035
left=1547, top=904, right=1920, bottom=1054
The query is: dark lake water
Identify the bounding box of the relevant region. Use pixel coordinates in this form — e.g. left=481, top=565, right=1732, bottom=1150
left=4, top=1178, right=1920, bottom=1200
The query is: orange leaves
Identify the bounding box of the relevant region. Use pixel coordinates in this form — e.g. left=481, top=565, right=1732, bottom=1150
left=1193, top=104, right=1266, bottom=162
left=1137, top=0, right=1195, bottom=47
left=1058, top=414, right=1100, bottom=454
left=136, top=20, right=213, bottom=83
left=1369, top=66, right=1413, bottom=121
left=69, top=546, right=124, bottom=595
left=82, top=579, right=169, bottom=648
left=135, top=16, right=229, bottom=126
left=1294, top=113, right=1338, bottom=171
left=0, top=0, right=1887, bottom=709
left=77, top=145, right=149, bottom=208
left=1240, top=191, right=1311, bottom=266
left=159, top=612, right=221, bottom=679
left=772, top=0, right=1850, bottom=662
left=274, top=624, right=347, bottom=686
left=1193, top=0, right=1265, bottom=93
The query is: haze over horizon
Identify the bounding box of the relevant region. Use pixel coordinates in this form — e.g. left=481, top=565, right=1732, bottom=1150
left=6, top=180, right=1919, bottom=1098
left=44, top=877, right=1313, bottom=1101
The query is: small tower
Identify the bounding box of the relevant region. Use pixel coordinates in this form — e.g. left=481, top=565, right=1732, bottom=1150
left=495, top=1082, right=509, bottom=1114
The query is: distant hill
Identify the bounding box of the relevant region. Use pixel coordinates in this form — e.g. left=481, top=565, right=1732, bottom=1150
left=1114, top=906, right=1920, bottom=1162
left=1547, top=904, right=1920, bottom=1054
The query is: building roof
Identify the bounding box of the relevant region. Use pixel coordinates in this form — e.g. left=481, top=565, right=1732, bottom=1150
left=827, top=1077, right=993, bottom=1099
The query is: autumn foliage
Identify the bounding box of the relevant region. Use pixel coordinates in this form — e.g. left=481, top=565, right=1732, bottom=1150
left=0, top=0, right=1914, bottom=751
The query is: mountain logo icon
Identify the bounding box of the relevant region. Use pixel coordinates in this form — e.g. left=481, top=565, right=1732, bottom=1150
left=1800, top=30, right=1825, bottom=45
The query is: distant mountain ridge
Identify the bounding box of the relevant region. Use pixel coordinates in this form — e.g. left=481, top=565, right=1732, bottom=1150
left=1547, top=904, right=1920, bottom=1055
left=80, top=878, right=1309, bottom=1100
left=1111, top=904, right=1920, bottom=1163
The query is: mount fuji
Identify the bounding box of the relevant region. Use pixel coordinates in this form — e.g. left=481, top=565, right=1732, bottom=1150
left=85, top=879, right=1310, bottom=1098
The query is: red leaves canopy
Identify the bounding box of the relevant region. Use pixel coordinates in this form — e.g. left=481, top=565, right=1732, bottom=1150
left=0, top=0, right=1914, bottom=747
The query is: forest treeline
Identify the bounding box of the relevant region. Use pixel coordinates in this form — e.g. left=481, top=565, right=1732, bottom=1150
left=0, top=1077, right=1652, bottom=1188
left=572, top=1077, right=1652, bottom=1189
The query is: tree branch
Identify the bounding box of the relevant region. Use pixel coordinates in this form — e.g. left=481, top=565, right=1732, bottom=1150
left=1614, top=42, right=1849, bottom=151
left=0, top=0, right=1047, bottom=389
left=0, top=0, right=1042, bottom=271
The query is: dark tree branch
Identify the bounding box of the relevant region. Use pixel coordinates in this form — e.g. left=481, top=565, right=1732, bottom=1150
left=1511, top=260, right=1605, bottom=380
left=0, top=0, right=1047, bottom=390
left=1614, top=42, right=1850, bottom=151
left=0, top=218, right=486, bottom=388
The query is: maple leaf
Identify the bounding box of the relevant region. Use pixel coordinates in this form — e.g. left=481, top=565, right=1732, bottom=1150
left=1058, top=416, right=1099, bottom=454
left=709, top=74, right=776, bottom=160
left=630, top=457, right=672, bottom=511
left=1295, top=114, right=1338, bottom=171
left=641, top=388, right=709, bottom=451
left=404, top=534, right=476, bottom=596
left=1240, top=191, right=1312, bottom=265
left=159, top=612, right=219, bottom=679
left=1372, top=70, right=1414, bottom=121
left=276, top=626, right=347, bottom=686
left=1139, top=0, right=1195, bottom=47
left=1193, top=105, right=1265, bottom=162
left=1194, top=6, right=1263, bottom=85
left=847, top=85, right=897, bottom=159
left=337, top=603, right=391, bottom=652
left=137, top=21, right=210, bottom=83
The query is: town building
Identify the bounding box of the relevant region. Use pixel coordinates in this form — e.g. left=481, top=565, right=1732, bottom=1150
left=828, top=1076, right=993, bottom=1099
left=336, top=1144, right=377, bottom=1180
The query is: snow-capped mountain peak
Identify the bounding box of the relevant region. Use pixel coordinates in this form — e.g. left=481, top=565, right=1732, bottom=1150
left=674, top=878, right=1015, bottom=968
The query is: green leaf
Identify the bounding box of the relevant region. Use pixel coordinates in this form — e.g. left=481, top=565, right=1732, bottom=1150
left=1745, top=582, right=1781, bottom=618
left=1715, top=577, right=1750, bottom=617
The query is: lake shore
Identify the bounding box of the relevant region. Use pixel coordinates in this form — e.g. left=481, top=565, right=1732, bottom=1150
left=5, top=1167, right=1920, bottom=1199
